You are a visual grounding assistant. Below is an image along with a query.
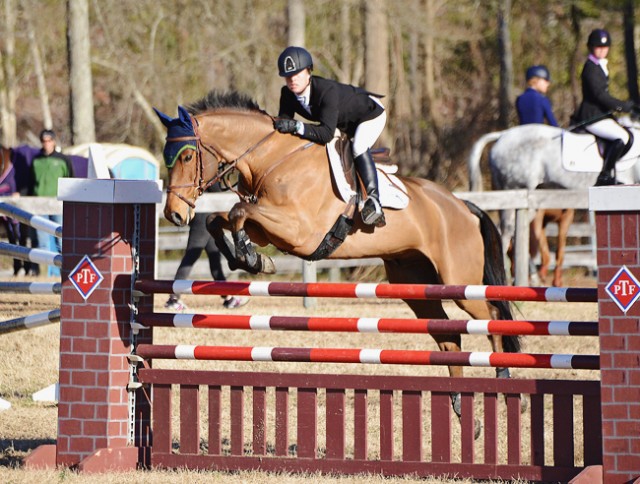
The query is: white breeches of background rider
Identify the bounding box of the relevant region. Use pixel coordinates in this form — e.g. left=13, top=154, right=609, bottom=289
left=586, top=118, right=630, bottom=145
left=352, top=96, right=387, bottom=157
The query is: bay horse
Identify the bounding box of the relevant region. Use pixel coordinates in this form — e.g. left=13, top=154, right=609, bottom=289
left=468, top=122, right=640, bottom=285
left=155, top=91, right=520, bottom=417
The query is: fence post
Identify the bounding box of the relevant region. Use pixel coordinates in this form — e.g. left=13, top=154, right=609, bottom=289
left=590, top=185, right=640, bottom=483
left=24, top=179, right=161, bottom=472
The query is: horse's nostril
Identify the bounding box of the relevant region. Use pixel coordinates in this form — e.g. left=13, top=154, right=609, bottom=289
left=168, top=212, right=184, bottom=227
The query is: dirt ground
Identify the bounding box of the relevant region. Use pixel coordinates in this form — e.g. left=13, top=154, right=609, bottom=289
left=0, top=269, right=599, bottom=483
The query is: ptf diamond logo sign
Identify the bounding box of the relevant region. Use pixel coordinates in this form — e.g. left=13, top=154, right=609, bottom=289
left=605, top=265, right=640, bottom=314
left=69, top=255, right=104, bottom=300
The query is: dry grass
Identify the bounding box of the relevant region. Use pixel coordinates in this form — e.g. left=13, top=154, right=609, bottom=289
left=0, top=271, right=598, bottom=482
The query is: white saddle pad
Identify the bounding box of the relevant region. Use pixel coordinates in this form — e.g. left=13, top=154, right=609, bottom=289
left=327, top=138, right=409, bottom=210
left=561, top=130, right=638, bottom=173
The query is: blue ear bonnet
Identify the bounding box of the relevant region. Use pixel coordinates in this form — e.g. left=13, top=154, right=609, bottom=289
left=153, top=106, right=197, bottom=168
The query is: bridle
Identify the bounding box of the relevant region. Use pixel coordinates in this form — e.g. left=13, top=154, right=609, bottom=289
left=165, top=115, right=276, bottom=209
left=165, top=114, right=313, bottom=208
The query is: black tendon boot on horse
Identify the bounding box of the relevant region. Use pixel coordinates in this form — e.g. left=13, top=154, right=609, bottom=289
left=354, top=150, right=386, bottom=227
left=595, top=139, right=627, bottom=186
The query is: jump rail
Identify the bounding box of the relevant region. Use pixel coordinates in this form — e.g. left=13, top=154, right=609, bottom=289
left=0, top=242, right=62, bottom=268
left=135, top=279, right=597, bottom=303
left=136, top=312, right=599, bottom=336
left=0, top=202, right=62, bottom=237
left=0, top=309, right=60, bottom=335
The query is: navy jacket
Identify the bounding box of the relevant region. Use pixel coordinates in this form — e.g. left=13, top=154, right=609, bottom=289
left=575, top=58, right=633, bottom=122
left=516, top=88, right=558, bottom=126
left=278, top=76, right=384, bottom=144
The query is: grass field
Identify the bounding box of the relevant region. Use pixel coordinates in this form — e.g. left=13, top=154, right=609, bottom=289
left=0, top=270, right=599, bottom=483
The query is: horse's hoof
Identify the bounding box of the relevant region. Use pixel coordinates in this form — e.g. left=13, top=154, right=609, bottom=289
left=259, top=254, right=276, bottom=274
left=496, top=367, right=511, bottom=379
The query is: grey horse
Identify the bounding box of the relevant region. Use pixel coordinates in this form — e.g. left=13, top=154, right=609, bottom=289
left=468, top=121, right=640, bottom=281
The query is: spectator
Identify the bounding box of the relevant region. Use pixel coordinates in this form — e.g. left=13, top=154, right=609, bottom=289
left=0, top=146, right=25, bottom=276
left=516, top=65, right=558, bottom=126
left=164, top=185, right=249, bottom=311
left=29, top=129, right=74, bottom=277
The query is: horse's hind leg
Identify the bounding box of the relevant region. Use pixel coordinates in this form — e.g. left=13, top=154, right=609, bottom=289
left=384, top=259, right=482, bottom=436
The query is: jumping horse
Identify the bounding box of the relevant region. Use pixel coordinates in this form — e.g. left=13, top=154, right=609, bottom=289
left=155, top=90, right=521, bottom=419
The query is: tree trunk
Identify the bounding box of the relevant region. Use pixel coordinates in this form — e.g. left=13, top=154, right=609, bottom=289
left=364, top=0, right=389, bottom=146
left=0, top=0, right=17, bottom=146
left=623, top=0, right=639, bottom=104
left=497, top=0, right=514, bottom=129
left=288, top=0, right=305, bottom=47
left=67, top=0, right=96, bottom=144
left=24, top=4, right=52, bottom=130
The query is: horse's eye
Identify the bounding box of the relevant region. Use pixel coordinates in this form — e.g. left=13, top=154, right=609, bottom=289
left=184, top=154, right=193, bottom=163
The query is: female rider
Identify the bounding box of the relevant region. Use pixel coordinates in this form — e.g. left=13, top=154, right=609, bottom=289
left=273, top=46, right=387, bottom=227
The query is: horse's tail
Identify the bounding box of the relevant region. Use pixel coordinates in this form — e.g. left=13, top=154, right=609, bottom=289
left=463, top=199, right=521, bottom=353
left=468, top=131, right=504, bottom=191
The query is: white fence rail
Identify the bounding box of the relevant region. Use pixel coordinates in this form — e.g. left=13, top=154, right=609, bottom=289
left=1, top=189, right=595, bottom=286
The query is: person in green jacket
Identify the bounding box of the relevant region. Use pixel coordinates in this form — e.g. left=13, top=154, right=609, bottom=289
left=29, top=129, right=74, bottom=277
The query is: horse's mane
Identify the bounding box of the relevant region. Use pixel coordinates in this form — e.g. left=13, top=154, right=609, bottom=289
left=186, top=90, right=266, bottom=116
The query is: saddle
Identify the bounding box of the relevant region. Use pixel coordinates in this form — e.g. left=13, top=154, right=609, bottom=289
left=561, top=127, right=636, bottom=173
left=333, top=133, right=391, bottom=189
left=328, top=133, right=408, bottom=209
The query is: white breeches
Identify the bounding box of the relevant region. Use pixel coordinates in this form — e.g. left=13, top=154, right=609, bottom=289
left=586, top=118, right=630, bottom=145
left=352, top=96, right=387, bottom=157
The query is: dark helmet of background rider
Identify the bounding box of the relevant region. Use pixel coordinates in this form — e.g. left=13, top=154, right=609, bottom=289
left=525, top=65, right=551, bottom=82
left=278, top=46, right=313, bottom=77
left=587, top=29, right=611, bottom=48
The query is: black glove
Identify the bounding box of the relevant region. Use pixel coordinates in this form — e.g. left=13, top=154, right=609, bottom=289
left=274, top=118, right=300, bottom=134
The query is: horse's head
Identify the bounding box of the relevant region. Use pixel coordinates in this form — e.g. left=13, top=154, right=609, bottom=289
left=156, top=92, right=283, bottom=226
left=155, top=105, right=216, bottom=226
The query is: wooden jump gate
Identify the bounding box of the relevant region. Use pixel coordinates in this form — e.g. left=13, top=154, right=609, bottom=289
left=138, top=369, right=601, bottom=481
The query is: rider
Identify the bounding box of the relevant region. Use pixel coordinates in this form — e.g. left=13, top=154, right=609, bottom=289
left=273, top=46, right=387, bottom=227
left=574, top=28, right=636, bottom=186
left=515, top=65, right=558, bottom=127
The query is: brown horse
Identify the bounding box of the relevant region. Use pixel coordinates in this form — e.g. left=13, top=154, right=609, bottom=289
left=155, top=91, right=520, bottom=412
left=530, top=208, right=575, bottom=287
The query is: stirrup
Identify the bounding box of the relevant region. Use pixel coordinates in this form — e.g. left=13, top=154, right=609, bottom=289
left=594, top=173, right=623, bottom=187
left=361, top=197, right=386, bottom=227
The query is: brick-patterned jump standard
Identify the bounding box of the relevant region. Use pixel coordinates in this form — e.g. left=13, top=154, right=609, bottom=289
left=21, top=179, right=640, bottom=482
left=24, top=179, right=161, bottom=472
left=581, top=185, right=640, bottom=484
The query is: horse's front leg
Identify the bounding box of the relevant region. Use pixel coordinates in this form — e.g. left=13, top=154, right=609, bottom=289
left=206, top=212, right=242, bottom=271
left=208, top=202, right=279, bottom=274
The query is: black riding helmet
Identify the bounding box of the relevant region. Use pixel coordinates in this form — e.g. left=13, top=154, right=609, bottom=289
left=587, top=28, right=611, bottom=48
left=525, top=65, right=550, bottom=82
left=278, top=46, right=313, bottom=77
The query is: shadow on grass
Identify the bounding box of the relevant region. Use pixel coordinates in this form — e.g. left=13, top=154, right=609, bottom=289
left=0, top=438, right=55, bottom=467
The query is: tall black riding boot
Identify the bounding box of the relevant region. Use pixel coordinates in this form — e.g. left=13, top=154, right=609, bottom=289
left=354, top=150, right=386, bottom=227
left=595, top=139, right=626, bottom=186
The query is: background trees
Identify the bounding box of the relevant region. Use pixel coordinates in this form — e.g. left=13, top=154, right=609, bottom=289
left=0, top=0, right=636, bottom=189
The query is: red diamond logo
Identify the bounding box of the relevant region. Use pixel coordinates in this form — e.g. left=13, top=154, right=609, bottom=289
left=69, top=255, right=104, bottom=300
left=605, top=265, right=640, bottom=314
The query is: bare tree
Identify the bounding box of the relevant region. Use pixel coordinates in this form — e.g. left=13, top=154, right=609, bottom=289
left=623, top=0, right=639, bottom=104
left=67, top=0, right=95, bottom=144
left=497, top=0, right=514, bottom=128
left=0, top=0, right=17, bottom=145
left=288, top=0, right=305, bottom=47
left=364, top=0, right=389, bottom=146
left=23, top=3, right=52, bottom=130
